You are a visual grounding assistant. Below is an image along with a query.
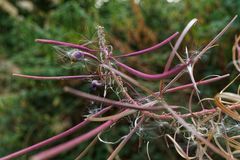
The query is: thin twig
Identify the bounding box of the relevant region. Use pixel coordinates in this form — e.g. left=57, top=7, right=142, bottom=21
left=13, top=74, right=99, bottom=80
left=35, top=39, right=97, bottom=53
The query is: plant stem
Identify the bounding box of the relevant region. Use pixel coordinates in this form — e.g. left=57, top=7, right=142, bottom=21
left=114, top=32, right=179, bottom=58
left=0, top=106, right=111, bottom=160
left=144, top=104, right=240, bottom=120
left=35, top=39, right=97, bottom=53
left=107, top=116, right=144, bottom=160
left=64, top=87, right=164, bottom=111
left=30, top=120, right=115, bottom=160
left=13, top=74, right=99, bottom=80
left=113, top=58, right=187, bottom=80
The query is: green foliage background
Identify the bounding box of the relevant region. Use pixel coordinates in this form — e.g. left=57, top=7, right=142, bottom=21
left=0, top=0, right=239, bottom=159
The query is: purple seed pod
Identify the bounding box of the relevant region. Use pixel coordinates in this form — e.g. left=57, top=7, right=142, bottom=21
left=114, top=32, right=179, bottom=58
left=112, top=57, right=187, bottom=80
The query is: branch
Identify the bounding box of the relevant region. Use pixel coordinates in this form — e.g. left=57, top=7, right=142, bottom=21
left=0, top=106, right=111, bottom=160
left=35, top=39, right=97, bottom=53
left=114, top=32, right=179, bottom=58
left=113, top=58, right=187, bottom=80
left=13, top=74, right=99, bottom=80
left=64, top=87, right=165, bottom=111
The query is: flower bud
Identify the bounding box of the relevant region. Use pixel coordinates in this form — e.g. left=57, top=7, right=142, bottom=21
left=68, top=50, right=84, bottom=61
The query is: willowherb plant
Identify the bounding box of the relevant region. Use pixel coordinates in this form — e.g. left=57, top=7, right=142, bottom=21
left=2, top=16, right=240, bottom=160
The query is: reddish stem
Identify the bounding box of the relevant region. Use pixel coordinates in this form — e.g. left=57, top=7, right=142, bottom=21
left=164, top=74, right=229, bottom=93
left=114, top=32, right=179, bottom=58
left=144, top=104, right=240, bottom=120
left=64, top=87, right=163, bottom=111
left=35, top=39, right=97, bottom=53
left=13, top=74, right=99, bottom=80
left=113, top=58, right=187, bottom=80
left=0, top=107, right=111, bottom=160
left=30, top=120, right=115, bottom=160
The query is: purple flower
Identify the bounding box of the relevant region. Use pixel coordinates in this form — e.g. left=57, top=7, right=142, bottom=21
left=68, top=50, right=84, bottom=61
left=90, top=80, right=102, bottom=91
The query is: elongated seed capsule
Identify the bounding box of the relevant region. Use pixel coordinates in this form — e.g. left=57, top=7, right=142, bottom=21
left=35, top=39, right=97, bottom=53
left=113, top=58, right=187, bottom=80
left=114, top=32, right=179, bottom=58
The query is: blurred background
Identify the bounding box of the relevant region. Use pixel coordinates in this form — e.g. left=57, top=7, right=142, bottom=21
left=0, top=0, right=239, bottom=159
